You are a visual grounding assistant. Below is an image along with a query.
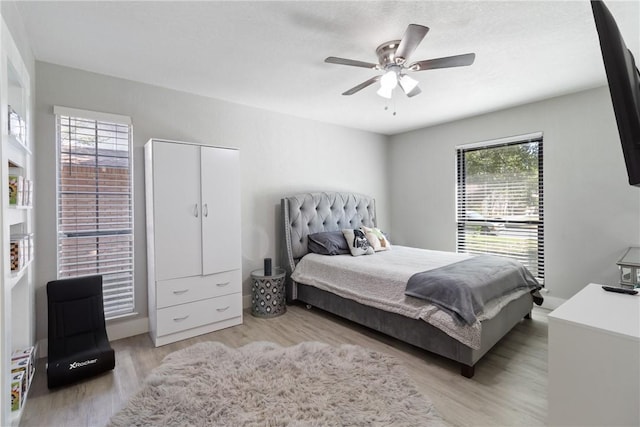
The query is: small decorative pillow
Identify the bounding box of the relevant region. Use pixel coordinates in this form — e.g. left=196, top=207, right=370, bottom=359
left=361, top=226, right=391, bottom=251
left=308, top=231, right=350, bottom=255
left=342, top=228, right=375, bottom=256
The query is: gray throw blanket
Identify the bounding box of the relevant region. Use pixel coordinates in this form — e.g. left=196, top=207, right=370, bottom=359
left=405, top=255, right=541, bottom=325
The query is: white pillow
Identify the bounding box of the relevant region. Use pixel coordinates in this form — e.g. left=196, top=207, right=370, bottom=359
left=361, top=226, right=391, bottom=251
left=342, top=228, right=375, bottom=256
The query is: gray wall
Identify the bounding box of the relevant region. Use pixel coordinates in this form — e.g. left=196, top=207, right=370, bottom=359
left=388, top=86, right=640, bottom=302
left=30, top=61, right=640, bottom=340
left=34, top=61, right=389, bottom=343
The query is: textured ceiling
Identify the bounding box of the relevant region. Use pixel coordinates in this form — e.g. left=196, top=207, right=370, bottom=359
left=14, top=1, right=640, bottom=135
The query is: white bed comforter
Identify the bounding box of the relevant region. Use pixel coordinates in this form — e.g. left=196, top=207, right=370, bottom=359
left=291, top=246, right=532, bottom=349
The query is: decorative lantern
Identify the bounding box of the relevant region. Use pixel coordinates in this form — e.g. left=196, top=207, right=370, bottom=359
left=617, top=247, right=640, bottom=289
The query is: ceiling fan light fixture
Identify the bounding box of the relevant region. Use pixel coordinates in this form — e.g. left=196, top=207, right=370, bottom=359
left=377, top=70, right=398, bottom=99
left=399, top=74, right=419, bottom=93
left=380, top=70, right=398, bottom=90
left=376, top=86, right=394, bottom=99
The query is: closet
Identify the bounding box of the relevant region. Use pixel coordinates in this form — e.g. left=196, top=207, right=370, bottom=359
left=144, top=139, right=242, bottom=346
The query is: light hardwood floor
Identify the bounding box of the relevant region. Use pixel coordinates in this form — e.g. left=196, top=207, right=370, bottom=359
left=20, top=305, right=549, bottom=426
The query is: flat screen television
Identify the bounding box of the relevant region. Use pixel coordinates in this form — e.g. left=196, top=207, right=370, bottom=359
left=591, top=0, right=640, bottom=187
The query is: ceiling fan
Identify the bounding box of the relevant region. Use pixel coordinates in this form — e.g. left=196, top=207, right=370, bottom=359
left=325, top=24, right=476, bottom=99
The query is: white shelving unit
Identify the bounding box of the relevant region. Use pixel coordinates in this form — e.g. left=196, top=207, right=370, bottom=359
left=1, top=17, right=35, bottom=427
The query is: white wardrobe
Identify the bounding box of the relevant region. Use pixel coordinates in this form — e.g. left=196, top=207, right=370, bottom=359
left=144, top=139, right=242, bottom=346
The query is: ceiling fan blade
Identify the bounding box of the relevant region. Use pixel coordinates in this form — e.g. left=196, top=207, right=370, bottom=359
left=325, top=57, right=378, bottom=69
left=394, top=24, right=429, bottom=64
left=342, top=75, right=381, bottom=96
left=409, top=53, right=476, bottom=71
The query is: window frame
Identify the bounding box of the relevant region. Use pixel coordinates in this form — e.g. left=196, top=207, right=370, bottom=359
left=455, top=132, right=544, bottom=283
left=54, top=106, right=136, bottom=320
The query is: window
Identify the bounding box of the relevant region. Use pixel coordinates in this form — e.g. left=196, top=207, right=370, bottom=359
left=55, top=106, right=134, bottom=319
left=456, top=133, right=544, bottom=282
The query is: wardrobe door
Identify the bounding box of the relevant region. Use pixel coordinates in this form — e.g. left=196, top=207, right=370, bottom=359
left=152, top=142, right=202, bottom=280
left=200, top=146, right=240, bottom=275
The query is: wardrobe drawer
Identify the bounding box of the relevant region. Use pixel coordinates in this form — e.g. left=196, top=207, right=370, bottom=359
left=156, top=270, right=240, bottom=308
left=156, top=293, right=242, bottom=337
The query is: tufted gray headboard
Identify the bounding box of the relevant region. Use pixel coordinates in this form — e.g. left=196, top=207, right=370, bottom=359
left=281, top=192, right=377, bottom=287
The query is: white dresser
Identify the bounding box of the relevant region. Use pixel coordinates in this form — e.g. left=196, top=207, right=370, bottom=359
left=144, top=139, right=242, bottom=346
left=548, top=283, right=640, bottom=426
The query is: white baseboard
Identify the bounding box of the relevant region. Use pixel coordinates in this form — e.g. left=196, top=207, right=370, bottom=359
left=107, top=316, right=149, bottom=341
left=37, top=316, right=150, bottom=359
left=541, top=294, right=566, bottom=311
left=243, top=293, right=251, bottom=309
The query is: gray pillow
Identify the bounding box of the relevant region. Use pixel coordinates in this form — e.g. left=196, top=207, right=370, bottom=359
left=308, top=231, right=350, bottom=255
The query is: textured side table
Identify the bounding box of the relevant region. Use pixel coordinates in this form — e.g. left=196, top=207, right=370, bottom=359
left=250, top=268, right=286, bottom=318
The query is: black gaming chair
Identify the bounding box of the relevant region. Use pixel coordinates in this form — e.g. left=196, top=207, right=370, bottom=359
left=46, top=275, right=115, bottom=388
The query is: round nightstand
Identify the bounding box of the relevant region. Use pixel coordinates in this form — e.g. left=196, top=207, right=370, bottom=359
left=250, top=267, right=286, bottom=318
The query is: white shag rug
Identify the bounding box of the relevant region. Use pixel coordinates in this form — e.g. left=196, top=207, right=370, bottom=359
left=109, top=341, right=445, bottom=426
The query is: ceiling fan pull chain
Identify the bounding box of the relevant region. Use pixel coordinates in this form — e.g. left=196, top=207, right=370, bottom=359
left=382, top=98, right=398, bottom=116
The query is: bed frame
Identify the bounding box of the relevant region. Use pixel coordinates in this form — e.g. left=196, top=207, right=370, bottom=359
left=280, top=192, right=533, bottom=378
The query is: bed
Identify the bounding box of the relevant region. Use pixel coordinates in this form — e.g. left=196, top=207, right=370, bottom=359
left=281, top=191, right=539, bottom=378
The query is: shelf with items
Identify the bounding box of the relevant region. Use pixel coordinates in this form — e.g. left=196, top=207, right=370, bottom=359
left=7, top=106, right=26, bottom=148
left=1, top=16, right=34, bottom=427
left=10, top=384, right=33, bottom=427
left=10, top=385, right=29, bottom=426
left=6, top=59, right=28, bottom=146
left=8, top=220, right=33, bottom=287
left=9, top=345, right=35, bottom=424
left=8, top=166, right=33, bottom=210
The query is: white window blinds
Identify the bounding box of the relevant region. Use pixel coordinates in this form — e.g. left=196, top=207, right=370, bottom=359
left=55, top=107, right=135, bottom=318
left=456, top=134, right=544, bottom=282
